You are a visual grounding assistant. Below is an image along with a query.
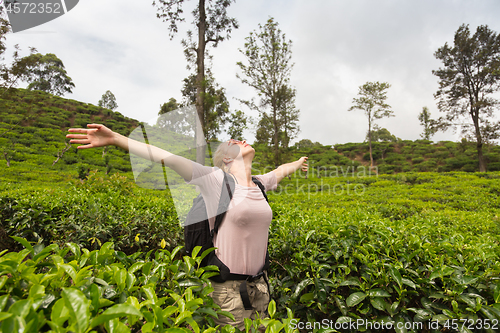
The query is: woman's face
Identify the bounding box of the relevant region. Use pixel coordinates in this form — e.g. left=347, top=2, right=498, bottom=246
left=225, top=139, right=255, bottom=162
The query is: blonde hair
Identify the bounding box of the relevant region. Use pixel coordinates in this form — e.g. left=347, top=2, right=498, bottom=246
left=213, top=141, right=231, bottom=172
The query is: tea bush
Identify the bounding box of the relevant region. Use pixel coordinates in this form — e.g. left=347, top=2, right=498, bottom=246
left=2, top=171, right=500, bottom=332
left=0, top=240, right=296, bottom=332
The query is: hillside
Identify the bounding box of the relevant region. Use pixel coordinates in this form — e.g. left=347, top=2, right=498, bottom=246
left=0, top=87, right=139, bottom=183
left=1, top=87, right=499, bottom=184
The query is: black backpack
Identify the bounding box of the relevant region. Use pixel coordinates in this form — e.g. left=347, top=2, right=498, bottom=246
left=183, top=171, right=270, bottom=283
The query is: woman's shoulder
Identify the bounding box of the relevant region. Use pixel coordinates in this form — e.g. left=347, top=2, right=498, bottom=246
left=252, top=171, right=277, bottom=192
left=188, top=161, right=224, bottom=186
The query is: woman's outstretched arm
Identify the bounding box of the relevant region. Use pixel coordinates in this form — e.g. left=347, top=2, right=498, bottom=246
left=273, top=156, right=308, bottom=184
left=66, top=124, right=193, bottom=181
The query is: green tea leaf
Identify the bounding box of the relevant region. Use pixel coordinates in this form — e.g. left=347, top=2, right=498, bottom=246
left=368, top=289, right=390, bottom=297
left=175, top=310, right=193, bottom=325
left=61, top=287, right=90, bottom=333
left=293, top=278, right=312, bottom=299
left=268, top=299, right=276, bottom=319
left=65, top=243, right=81, bottom=260
left=11, top=237, right=33, bottom=254
left=0, top=276, right=8, bottom=290
left=51, top=298, right=70, bottom=325
left=402, top=278, right=417, bottom=289
left=0, top=312, right=12, bottom=322
left=333, top=296, right=348, bottom=316
left=346, top=292, right=367, bottom=307
left=339, top=277, right=360, bottom=287
left=389, top=266, right=402, bottom=288
left=59, top=264, right=77, bottom=281
left=90, top=303, right=143, bottom=328
left=104, top=317, right=130, bottom=333
left=494, top=284, right=500, bottom=303
left=370, top=297, right=387, bottom=311
left=8, top=299, right=31, bottom=318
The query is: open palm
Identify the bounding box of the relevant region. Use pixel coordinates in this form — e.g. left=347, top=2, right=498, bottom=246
left=66, top=124, right=115, bottom=149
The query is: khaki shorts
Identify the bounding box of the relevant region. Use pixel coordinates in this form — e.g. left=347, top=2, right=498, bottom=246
left=210, top=274, right=270, bottom=330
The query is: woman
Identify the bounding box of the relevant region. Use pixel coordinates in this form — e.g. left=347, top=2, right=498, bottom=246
left=66, top=124, right=308, bottom=329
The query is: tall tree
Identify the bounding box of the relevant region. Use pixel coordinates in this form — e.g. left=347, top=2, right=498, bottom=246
left=237, top=17, right=299, bottom=167
left=418, top=107, right=438, bottom=140
left=349, top=81, right=393, bottom=168
left=276, top=85, right=300, bottom=151
left=153, top=0, right=238, bottom=164
left=98, top=90, right=118, bottom=110
left=433, top=24, right=500, bottom=172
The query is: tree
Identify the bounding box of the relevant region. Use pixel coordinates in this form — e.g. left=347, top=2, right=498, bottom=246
left=181, top=72, right=230, bottom=141
left=418, top=107, right=438, bottom=140
left=98, top=90, right=118, bottom=110
left=348, top=81, right=393, bottom=168
left=19, top=53, right=75, bottom=96
left=0, top=4, right=9, bottom=58
left=0, top=6, right=36, bottom=94
left=433, top=24, right=500, bottom=172
left=227, top=110, right=248, bottom=141
left=276, top=85, right=300, bottom=151
left=153, top=0, right=238, bottom=165
left=157, top=97, right=186, bottom=133
left=366, top=125, right=398, bottom=142
left=237, top=17, right=299, bottom=167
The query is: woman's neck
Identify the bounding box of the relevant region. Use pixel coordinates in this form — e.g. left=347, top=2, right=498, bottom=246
left=228, top=160, right=254, bottom=186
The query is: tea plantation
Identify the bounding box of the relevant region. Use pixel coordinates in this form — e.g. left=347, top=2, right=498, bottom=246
left=1, top=88, right=500, bottom=332
left=1, top=170, right=500, bottom=332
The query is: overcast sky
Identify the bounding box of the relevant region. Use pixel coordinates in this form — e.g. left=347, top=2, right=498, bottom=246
left=4, top=0, right=500, bottom=146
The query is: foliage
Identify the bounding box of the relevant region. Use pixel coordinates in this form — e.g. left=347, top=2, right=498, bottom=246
left=152, top=0, right=238, bottom=165
left=181, top=72, right=230, bottom=141
left=2, top=171, right=500, bottom=331
left=227, top=110, right=249, bottom=141
left=433, top=24, right=500, bottom=172
left=237, top=17, right=299, bottom=167
left=0, top=87, right=138, bottom=175
left=98, top=90, right=118, bottom=111
left=365, top=125, right=399, bottom=143
left=268, top=172, right=500, bottom=331
left=0, top=238, right=296, bottom=332
left=418, top=107, right=438, bottom=140
left=349, top=81, right=394, bottom=168
left=20, top=53, right=75, bottom=96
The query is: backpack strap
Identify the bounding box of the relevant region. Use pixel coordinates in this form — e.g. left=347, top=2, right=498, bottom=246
left=252, top=176, right=268, bottom=203
left=212, top=171, right=234, bottom=236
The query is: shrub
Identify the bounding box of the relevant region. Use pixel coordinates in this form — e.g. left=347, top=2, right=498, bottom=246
left=0, top=239, right=296, bottom=332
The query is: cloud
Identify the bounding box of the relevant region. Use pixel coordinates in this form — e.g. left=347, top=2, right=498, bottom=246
left=3, top=0, right=500, bottom=145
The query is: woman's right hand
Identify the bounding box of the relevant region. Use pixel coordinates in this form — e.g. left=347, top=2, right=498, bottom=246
left=66, top=124, right=116, bottom=149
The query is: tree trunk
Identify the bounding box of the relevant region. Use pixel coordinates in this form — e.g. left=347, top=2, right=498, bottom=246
left=368, top=115, right=374, bottom=168
left=196, top=0, right=207, bottom=166
left=472, top=109, right=487, bottom=172
left=273, top=106, right=279, bottom=168
left=3, top=152, right=10, bottom=167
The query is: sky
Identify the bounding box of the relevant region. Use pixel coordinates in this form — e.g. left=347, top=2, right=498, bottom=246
left=3, top=0, right=500, bottom=146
